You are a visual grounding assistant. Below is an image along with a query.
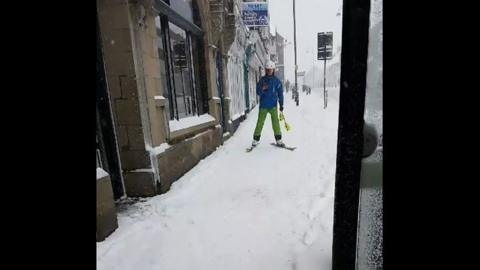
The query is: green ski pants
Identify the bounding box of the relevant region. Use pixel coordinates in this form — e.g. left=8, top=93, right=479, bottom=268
left=253, top=107, right=282, bottom=140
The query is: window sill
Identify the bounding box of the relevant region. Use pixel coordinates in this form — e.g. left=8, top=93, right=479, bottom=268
left=169, top=114, right=217, bottom=140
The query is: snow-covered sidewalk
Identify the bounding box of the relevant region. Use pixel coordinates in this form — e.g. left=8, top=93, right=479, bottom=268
left=97, top=88, right=340, bottom=270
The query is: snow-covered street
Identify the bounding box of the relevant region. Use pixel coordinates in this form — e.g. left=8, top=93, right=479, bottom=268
left=97, top=88, right=340, bottom=270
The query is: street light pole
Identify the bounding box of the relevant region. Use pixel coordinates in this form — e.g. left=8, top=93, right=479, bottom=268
left=324, top=43, right=327, bottom=109
left=312, top=50, right=315, bottom=90
left=293, top=0, right=299, bottom=106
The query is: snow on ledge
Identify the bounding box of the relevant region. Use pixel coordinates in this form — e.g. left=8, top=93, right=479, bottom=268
left=97, top=168, right=109, bottom=180
left=169, top=114, right=216, bottom=133
left=146, top=143, right=171, bottom=156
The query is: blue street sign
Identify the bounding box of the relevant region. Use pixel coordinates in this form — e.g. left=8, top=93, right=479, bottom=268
left=242, top=2, right=269, bottom=27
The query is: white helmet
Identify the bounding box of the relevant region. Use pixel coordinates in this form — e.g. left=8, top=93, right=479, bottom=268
left=266, top=60, right=275, bottom=70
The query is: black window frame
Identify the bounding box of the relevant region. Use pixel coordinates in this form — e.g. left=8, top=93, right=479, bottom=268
left=332, top=0, right=373, bottom=269
left=97, top=14, right=125, bottom=200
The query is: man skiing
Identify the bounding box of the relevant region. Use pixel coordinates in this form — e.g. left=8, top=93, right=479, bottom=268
left=251, top=60, right=285, bottom=148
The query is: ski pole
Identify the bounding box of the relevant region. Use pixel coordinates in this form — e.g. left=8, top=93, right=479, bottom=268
left=279, top=112, right=291, bottom=131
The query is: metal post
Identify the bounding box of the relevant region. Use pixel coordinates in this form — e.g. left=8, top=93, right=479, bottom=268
left=293, top=0, right=299, bottom=106
left=323, top=49, right=327, bottom=109
left=312, top=51, right=315, bottom=91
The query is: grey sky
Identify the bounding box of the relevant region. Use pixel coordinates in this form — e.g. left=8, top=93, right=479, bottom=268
left=268, top=0, right=343, bottom=82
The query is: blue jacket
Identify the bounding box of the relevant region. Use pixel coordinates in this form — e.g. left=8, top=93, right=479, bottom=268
left=256, top=75, right=284, bottom=109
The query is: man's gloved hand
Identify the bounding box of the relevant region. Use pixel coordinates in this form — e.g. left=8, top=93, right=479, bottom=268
left=279, top=106, right=284, bottom=112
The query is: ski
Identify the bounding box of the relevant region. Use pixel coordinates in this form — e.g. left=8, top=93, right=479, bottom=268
left=270, top=143, right=296, bottom=151
left=246, top=145, right=257, bottom=152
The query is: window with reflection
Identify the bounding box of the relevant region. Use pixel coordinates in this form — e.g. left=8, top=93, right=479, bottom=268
left=155, top=0, right=207, bottom=120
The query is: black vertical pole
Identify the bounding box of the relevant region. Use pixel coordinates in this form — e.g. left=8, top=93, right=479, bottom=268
left=293, top=0, right=299, bottom=106
left=332, top=0, right=371, bottom=268
left=312, top=51, right=315, bottom=91
left=323, top=49, right=327, bottom=109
